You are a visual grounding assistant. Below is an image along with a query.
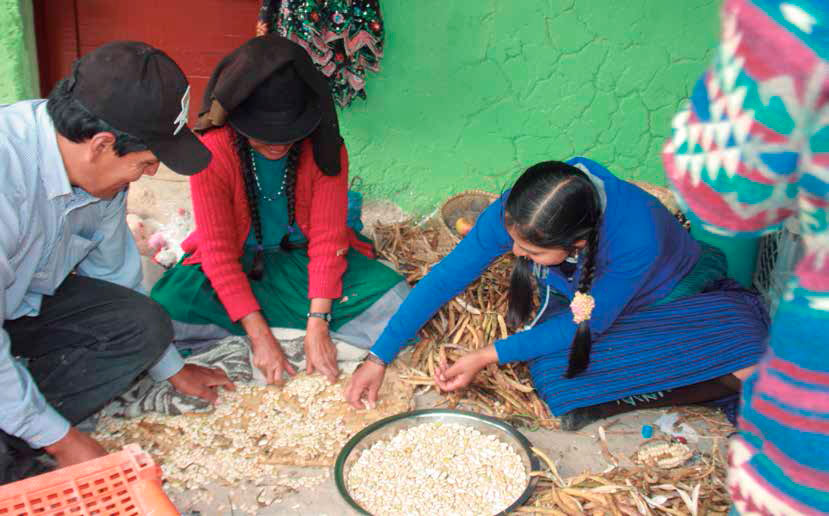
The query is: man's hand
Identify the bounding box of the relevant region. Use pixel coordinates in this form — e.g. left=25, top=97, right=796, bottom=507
left=344, top=359, right=386, bottom=409
left=434, top=346, right=498, bottom=392
left=168, top=364, right=235, bottom=403
left=304, top=317, right=339, bottom=383
left=43, top=427, right=108, bottom=468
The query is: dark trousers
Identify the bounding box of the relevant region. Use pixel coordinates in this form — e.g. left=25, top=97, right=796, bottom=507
left=1, top=275, right=172, bottom=483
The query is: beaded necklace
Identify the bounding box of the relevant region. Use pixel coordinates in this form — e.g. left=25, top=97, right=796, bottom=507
left=250, top=149, right=287, bottom=202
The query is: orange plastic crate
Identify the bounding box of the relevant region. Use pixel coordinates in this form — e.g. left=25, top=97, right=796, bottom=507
left=0, top=444, right=177, bottom=516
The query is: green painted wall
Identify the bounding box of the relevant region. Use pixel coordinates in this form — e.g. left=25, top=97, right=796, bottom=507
left=0, top=0, right=38, bottom=104
left=341, top=0, right=720, bottom=215
left=0, top=0, right=719, bottom=216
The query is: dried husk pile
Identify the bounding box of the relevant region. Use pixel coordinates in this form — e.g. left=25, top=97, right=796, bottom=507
left=521, top=440, right=731, bottom=515
left=373, top=221, right=556, bottom=429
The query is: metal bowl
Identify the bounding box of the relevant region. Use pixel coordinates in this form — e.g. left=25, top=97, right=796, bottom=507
left=334, top=409, right=539, bottom=515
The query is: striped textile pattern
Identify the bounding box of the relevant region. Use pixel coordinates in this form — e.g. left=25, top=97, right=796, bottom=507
left=528, top=281, right=767, bottom=416
left=662, top=0, right=829, bottom=512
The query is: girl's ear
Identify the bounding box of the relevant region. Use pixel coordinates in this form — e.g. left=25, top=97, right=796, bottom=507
left=573, top=239, right=588, bottom=250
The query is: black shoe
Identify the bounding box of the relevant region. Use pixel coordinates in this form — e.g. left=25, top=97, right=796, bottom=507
left=558, top=406, right=602, bottom=431
left=702, top=393, right=740, bottom=426
left=0, top=433, right=53, bottom=485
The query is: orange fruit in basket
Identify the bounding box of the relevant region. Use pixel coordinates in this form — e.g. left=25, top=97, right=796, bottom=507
left=455, top=217, right=474, bottom=237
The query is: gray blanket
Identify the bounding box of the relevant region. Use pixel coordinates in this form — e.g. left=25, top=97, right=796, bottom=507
left=101, top=332, right=368, bottom=417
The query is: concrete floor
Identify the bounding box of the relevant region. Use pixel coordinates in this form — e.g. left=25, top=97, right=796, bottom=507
left=169, top=392, right=728, bottom=515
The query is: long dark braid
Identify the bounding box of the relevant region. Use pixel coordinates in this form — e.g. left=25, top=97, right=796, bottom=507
left=279, top=144, right=303, bottom=250
left=505, top=256, right=536, bottom=329
left=565, top=223, right=600, bottom=378
left=234, top=129, right=266, bottom=281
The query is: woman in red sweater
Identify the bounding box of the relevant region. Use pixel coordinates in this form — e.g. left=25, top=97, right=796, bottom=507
left=151, top=35, right=407, bottom=384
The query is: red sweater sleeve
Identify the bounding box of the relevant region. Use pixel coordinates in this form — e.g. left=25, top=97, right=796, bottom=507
left=306, top=144, right=350, bottom=299
left=189, top=131, right=261, bottom=322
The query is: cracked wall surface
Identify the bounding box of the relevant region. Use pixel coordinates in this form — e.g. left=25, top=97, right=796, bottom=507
left=340, top=0, right=720, bottom=215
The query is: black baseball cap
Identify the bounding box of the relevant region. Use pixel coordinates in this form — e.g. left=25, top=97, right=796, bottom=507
left=67, top=41, right=211, bottom=175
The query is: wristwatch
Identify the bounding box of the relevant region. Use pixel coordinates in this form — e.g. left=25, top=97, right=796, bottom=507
left=307, top=311, right=332, bottom=322
left=363, top=352, right=387, bottom=367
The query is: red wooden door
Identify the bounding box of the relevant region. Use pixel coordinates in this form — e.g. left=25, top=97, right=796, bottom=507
left=34, top=0, right=260, bottom=123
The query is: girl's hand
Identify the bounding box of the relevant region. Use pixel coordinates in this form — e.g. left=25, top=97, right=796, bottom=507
left=250, top=332, right=296, bottom=384
left=344, top=359, right=386, bottom=409
left=304, top=318, right=339, bottom=383
left=434, top=346, right=499, bottom=392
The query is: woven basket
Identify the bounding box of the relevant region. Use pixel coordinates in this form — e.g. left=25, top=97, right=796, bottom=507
left=628, top=180, right=681, bottom=215
left=438, top=189, right=500, bottom=245
left=436, top=182, right=682, bottom=248
left=628, top=180, right=690, bottom=229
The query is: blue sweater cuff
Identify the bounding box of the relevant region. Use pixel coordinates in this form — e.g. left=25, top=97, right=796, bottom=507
left=371, top=339, right=406, bottom=365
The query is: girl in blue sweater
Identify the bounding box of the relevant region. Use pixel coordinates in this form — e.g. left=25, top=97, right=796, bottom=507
left=346, top=159, right=768, bottom=429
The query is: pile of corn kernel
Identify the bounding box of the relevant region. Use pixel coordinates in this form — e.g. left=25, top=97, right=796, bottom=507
left=95, top=374, right=349, bottom=492
left=347, top=421, right=528, bottom=515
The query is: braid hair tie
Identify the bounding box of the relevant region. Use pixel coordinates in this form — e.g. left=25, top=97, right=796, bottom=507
left=570, top=291, right=596, bottom=324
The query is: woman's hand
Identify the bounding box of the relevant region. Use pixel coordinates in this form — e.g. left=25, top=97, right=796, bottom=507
left=344, top=358, right=386, bottom=409
left=434, top=345, right=499, bottom=392
left=242, top=311, right=296, bottom=384
left=250, top=333, right=296, bottom=384
left=304, top=317, right=339, bottom=383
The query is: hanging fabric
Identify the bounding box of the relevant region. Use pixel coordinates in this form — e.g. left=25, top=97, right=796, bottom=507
left=258, top=0, right=385, bottom=108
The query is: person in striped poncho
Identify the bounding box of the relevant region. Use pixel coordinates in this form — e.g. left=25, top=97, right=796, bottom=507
left=663, top=0, right=829, bottom=513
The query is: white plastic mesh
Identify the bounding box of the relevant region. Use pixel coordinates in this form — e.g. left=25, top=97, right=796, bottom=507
left=753, top=219, right=802, bottom=316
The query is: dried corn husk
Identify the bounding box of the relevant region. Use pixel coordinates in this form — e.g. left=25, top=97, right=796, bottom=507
left=375, top=221, right=556, bottom=430
left=523, top=438, right=730, bottom=515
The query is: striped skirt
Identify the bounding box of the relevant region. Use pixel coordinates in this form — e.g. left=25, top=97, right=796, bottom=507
left=529, top=250, right=769, bottom=415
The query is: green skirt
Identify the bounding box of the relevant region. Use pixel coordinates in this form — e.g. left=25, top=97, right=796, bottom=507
left=150, top=246, right=404, bottom=335
left=652, top=241, right=727, bottom=306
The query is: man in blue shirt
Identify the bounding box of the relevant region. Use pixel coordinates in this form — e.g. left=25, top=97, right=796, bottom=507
left=0, top=41, right=234, bottom=483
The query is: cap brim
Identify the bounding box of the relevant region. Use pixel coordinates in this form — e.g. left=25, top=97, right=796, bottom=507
left=147, top=128, right=212, bottom=176
left=228, top=99, right=322, bottom=145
